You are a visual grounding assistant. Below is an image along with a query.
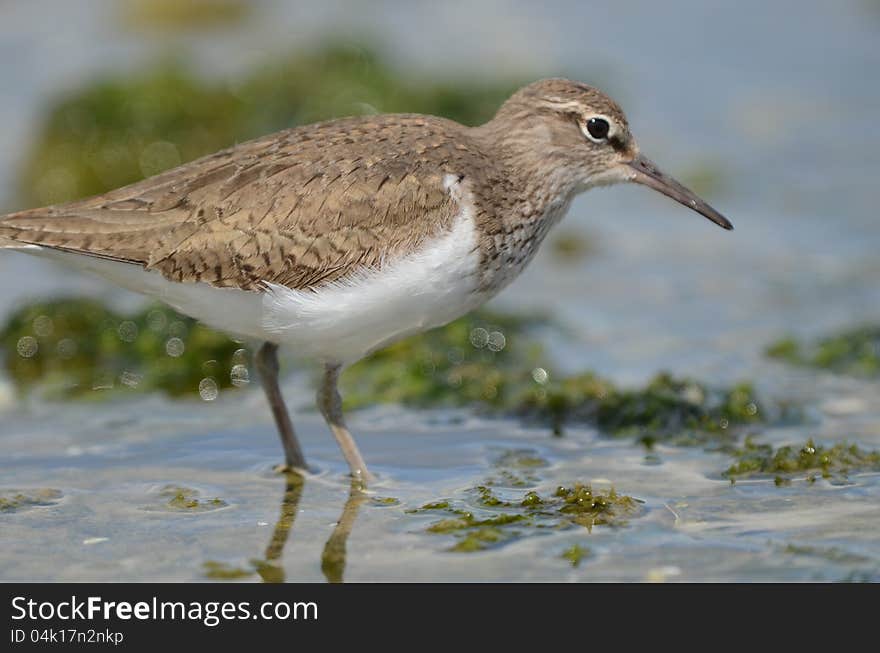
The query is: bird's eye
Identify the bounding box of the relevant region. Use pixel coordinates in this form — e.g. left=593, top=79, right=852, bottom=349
left=584, top=117, right=610, bottom=142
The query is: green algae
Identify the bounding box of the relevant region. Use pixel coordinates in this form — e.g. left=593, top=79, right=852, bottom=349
left=766, top=326, right=880, bottom=377
left=341, top=309, right=547, bottom=411
left=723, top=437, right=880, bottom=484
left=370, top=496, right=400, bottom=507
left=475, top=485, right=514, bottom=508
left=426, top=512, right=526, bottom=535
left=203, top=557, right=286, bottom=582
left=516, top=372, right=764, bottom=442
left=0, top=298, right=245, bottom=399
left=417, top=482, right=640, bottom=553
left=414, top=500, right=451, bottom=511
left=553, top=484, right=639, bottom=529
left=154, top=485, right=228, bottom=512
left=345, top=309, right=767, bottom=444
left=406, top=449, right=640, bottom=553
left=202, top=560, right=254, bottom=580
left=561, top=544, right=590, bottom=567
left=17, top=45, right=520, bottom=207
left=451, top=527, right=515, bottom=552
left=0, top=488, right=63, bottom=513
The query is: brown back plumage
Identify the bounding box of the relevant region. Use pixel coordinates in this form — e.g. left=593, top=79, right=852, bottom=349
left=0, top=114, right=495, bottom=290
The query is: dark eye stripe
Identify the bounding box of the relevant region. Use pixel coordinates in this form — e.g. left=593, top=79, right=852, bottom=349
left=586, top=117, right=610, bottom=140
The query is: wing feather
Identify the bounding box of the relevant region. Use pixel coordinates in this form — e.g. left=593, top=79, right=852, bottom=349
left=0, top=114, right=472, bottom=291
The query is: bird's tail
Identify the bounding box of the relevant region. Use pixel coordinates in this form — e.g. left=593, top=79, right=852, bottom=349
left=0, top=220, right=41, bottom=250
left=0, top=207, right=65, bottom=253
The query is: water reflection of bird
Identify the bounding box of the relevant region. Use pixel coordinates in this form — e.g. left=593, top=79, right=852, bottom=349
left=253, top=473, right=365, bottom=584
left=0, top=79, right=731, bottom=483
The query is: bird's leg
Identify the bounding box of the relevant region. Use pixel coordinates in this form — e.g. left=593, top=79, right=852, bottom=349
left=317, top=363, right=371, bottom=483
left=255, top=342, right=307, bottom=472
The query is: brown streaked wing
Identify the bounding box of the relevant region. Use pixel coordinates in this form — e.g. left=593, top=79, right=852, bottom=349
left=0, top=114, right=474, bottom=291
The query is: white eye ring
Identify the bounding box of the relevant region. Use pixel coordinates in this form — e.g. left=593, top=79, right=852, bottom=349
left=580, top=115, right=614, bottom=143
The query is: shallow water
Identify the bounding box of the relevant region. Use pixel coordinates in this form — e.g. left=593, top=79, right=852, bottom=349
left=1, top=0, right=879, bottom=582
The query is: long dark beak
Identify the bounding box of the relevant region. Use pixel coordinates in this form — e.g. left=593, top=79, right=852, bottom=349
left=627, top=154, right=733, bottom=230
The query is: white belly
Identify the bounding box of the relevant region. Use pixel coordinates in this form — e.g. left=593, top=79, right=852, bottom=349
left=14, top=193, right=485, bottom=366
left=261, top=205, right=484, bottom=363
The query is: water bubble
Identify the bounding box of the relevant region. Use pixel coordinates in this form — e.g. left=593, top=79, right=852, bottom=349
left=146, top=309, right=168, bottom=333
left=487, top=331, right=506, bottom=352
left=683, top=384, right=704, bottom=405
left=165, top=337, right=185, bottom=358
left=92, top=372, right=115, bottom=391
left=447, top=347, right=464, bottom=364
left=531, top=367, right=549, bottom=385
left=202, top=359, right=219, bottom=374
left=746, top=402, right=758, bottom=416
left=230, top=364, right=250, bottom=387
left=16, top=336, right=38, bottom=358
left=231, top=348, right=249, bottom=366
left=199, top=377, right=219, bottom=401
left=56, top=338, right=77, bottom=359
left=119, top=370, right=142, bottom=388
left=469, top=327, right=489, bottom=348
left=117, top=320, right=138, bottom=343
left=32, top=315, right=54, bottom=338
left=168, top=321, right=188, bottom=338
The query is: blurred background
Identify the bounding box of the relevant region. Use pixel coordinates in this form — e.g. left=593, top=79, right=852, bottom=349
left=0, top=0, right=878, bottom=582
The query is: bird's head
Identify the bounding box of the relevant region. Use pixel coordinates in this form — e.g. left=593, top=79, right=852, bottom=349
left=483, top=78, right=732, bottom=230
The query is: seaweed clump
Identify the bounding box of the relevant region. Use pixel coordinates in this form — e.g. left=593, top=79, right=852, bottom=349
left=202, top=560, right=254, bottom=580
left=515, top=372, right=763, bottom=442
left=412, top=482, right=640, bottom=553
left=0, top=488, right=63, bottom=512
left=342, top=310, right=546, bottom=410
left=766, top=326, right=880, bottom=378
left=152, top=485, right=228, bottom=512
left=0, top=298, right=246, bottom=399
left=347, top=314, right=767, bottom=444
left=723, top=437, right=880, bottom=484
left=561, top=544, right=590, bottom=567
left=406, top=447, right=640, bottom=554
